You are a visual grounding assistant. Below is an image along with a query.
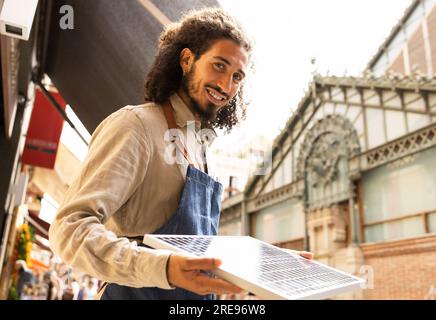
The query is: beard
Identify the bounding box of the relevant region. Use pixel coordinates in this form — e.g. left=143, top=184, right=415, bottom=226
left=181, top=65, right=221, bottom=122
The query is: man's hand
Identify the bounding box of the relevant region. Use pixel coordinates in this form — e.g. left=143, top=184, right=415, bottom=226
left=283, top=249, right=314, bottom=260
left=166, top=253, right=244, bottom=296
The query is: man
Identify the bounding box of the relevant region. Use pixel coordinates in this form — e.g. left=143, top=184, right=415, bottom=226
left=49, top=8, right=311, bottom=300
left=14, top=260, right=35, bottom=299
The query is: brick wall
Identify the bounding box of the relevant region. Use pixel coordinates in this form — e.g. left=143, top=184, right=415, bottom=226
left=360, top=235, right=436, bottom=299
left=389, top=51, right=405, bottom=74
left=427, top=6, right=436, bottom=75
left=408, top=23, right=427, bottom=74
left=387, top=5, right=436, bottom=77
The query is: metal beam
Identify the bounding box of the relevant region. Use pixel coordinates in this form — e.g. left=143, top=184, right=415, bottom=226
left=138, top=0, right=171, bottom=26
left=255, top=99, right=323, bottom=197
left=326, top=99, right=436, bottom=116
left=36, top=81, right=89, bottom=146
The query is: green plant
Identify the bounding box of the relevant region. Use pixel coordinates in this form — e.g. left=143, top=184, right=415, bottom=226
left=8, top=283, right=19, bottom=300
left=15, top=223, right=35, bottom=267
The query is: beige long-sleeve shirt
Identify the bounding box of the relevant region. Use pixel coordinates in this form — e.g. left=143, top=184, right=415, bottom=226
left=49, top=94, right=216, bottom=289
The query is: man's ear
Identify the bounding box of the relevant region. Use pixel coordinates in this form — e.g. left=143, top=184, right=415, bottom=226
left=180, top=48, right=194, bottom=74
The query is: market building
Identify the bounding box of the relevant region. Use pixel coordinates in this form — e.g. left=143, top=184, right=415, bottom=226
left=220, top=0, right=436, bottom=299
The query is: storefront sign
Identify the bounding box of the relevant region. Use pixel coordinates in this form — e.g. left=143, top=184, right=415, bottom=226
left=21, top=89, right=66, bottom=169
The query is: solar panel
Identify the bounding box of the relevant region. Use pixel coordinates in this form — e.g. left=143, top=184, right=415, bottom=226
left=143, top=235, right=365, bottom=300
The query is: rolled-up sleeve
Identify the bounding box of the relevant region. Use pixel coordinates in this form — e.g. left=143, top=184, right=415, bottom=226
left=49, top=109, right=173, bottom=289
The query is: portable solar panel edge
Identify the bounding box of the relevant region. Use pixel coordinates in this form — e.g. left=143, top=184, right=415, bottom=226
left=142, top=234, right=365, bottom=300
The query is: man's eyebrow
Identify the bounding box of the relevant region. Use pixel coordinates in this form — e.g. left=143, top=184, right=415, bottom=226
left=213, top=56, right=246, bottom=78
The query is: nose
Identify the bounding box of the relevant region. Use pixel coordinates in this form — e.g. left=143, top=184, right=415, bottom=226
left=217, top=74, right=233, bottom=95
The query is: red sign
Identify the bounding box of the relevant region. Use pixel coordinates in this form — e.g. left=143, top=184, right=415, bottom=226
left=21, top=89, right=66, bottom=169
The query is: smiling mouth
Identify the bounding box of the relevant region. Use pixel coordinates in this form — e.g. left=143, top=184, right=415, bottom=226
left=206, top=87, right=227, bottom=104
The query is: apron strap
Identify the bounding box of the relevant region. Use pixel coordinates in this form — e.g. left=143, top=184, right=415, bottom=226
left=162, top=100, right=208, bottom=173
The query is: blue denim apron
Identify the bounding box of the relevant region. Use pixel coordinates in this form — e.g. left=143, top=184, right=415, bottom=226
left=101, top=100, right=223, bottom=300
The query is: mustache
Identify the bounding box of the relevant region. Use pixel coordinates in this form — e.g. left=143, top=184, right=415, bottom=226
left=206, top=85, right=229, bottom=100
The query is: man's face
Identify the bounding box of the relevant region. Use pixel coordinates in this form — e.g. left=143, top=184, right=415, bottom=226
left=179, top=39, right=249, bottom=121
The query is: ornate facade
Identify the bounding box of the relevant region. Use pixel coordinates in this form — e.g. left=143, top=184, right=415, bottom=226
left=220, top=0, right=436, bottom=299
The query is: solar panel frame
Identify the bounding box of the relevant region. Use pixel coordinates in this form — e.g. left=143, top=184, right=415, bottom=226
left=143, top=234, right=365, bottom=300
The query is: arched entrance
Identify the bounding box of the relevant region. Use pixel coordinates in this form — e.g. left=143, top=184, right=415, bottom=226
left=297, top=115, right=361, bottom=266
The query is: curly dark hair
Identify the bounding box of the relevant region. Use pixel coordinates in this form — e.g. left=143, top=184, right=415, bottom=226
left=144, top=7, right=253, bottom=132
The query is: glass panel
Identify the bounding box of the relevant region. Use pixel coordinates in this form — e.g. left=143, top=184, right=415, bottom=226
left=345, top=105, right=362, bottom=123
left=424, top=0, right=436, bottom=11
left=363, top=89, right=379, bottom=105
left=382, top=91, right=402, bottom=108
left=362, top=146, right=436, bottom=225
left=372, top=55, right=388, bottom=77
left=388, top=29, right=405, bottom=49
left=404, top=19, right=420, bottom=38
left=323, top=102, right=335, bottom=116
left=331, top=88, right=344, bottom=101
left=273, top=164, right=284, bottom=189
left=254, top=200, right=305, bottom=243
left=386, top=42, right=403, bottom=65
left=366, top=108, right=385, bottom=149
left=334, top=103, right=347, bottom=116
left=429, top=93, right=436, bottom=109
left=407, top=112, right=430, bottom=132
left=264, top=179, right=273, bottom=193
left=365, top=217, right=425, bottom=243
left=404, top=92, right=425, bottom=111
left=359, top=134, right=366, bottom=152
left=386, top=110, right=406, bottom=141
left=372, top=64, right=385, bottom=77
left=354, top=113, right=365, bottom=145
left=365, top=224, right=384, bottom=243
left=283, top=150, right=293, bottom=184
left=384, top=216, right=424, bottom=240
left=312, top=106, right=324, bottom=122
left=347, top=89, right=361, bottom=104
left=429, top=212, right=436, bottom=233
left=407, top=3, right=424, bottom=25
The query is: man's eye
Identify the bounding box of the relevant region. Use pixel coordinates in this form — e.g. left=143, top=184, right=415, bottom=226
left=214, top=63, right=225, bottom=71
left=233, top=73, right=242, bottom=82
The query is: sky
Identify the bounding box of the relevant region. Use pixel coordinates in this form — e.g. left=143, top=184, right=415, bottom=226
left=214, top=0, right=412, bottom=153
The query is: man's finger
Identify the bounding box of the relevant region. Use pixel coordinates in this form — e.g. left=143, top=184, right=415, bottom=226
left=299, top=251, right=314, bottom=260
left=183, top=257, right=222, bottom=271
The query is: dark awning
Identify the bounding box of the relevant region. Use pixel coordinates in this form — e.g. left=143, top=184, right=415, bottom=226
left=42, top=0, right=218, bottom=133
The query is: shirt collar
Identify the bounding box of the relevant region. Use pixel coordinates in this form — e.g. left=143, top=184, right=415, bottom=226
left=169, top=93, right=201, bottom=130
left=169, top=93, right=218, bottom=145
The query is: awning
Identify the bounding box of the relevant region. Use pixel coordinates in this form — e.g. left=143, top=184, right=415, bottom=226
left=28, top=210, right=50, bottom=240
left=42, top=0, right=218, bottom=133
